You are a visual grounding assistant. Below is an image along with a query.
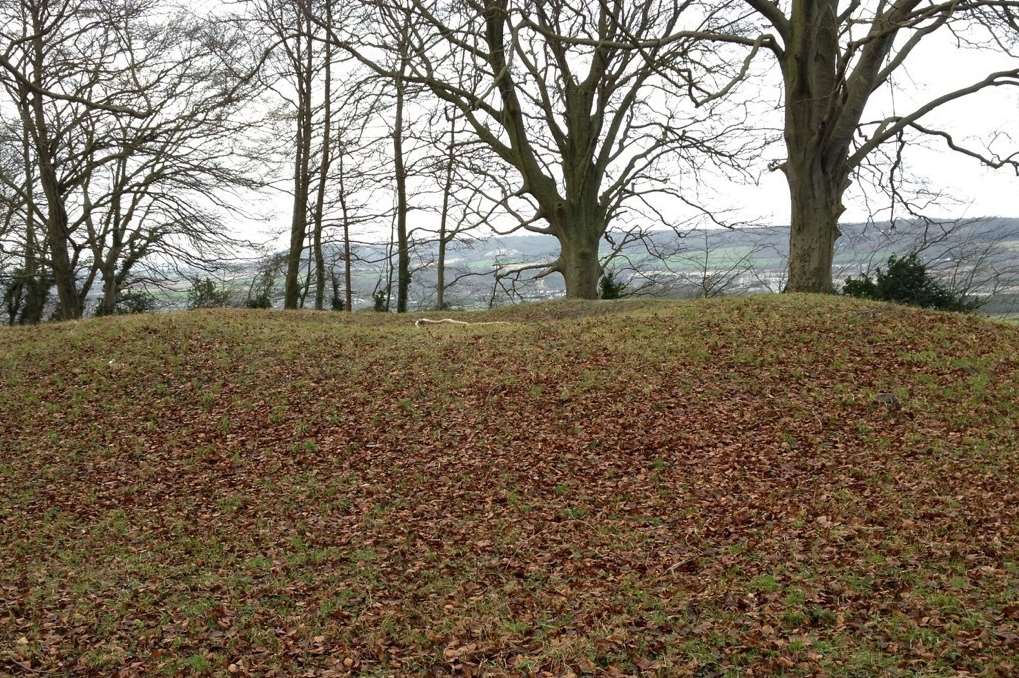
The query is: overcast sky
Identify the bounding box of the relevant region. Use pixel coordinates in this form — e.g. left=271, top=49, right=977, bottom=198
left=235, top=18, right=1019, bottom=247
left=657, top=32, right=1019, bottom=229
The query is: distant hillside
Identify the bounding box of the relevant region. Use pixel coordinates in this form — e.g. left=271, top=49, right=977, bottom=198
left=2, top=296, right=1019, bottom=674
left=283, top=217, right=1019, bottom=311
left=83, top=217, right=1019, bottom=316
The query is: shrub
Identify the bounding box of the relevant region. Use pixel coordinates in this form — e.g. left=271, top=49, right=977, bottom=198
left=245, top=292, right=272, bottom=309
left=96, top=289, right=157, bottom=316
left=246, top=255, right=282, bottom=309
left=328, top=266, right=346, bottom=311
left=3, top=269, right=51, bottom=324
left=372, top=290, right=388, bottom=312
left=186, top=277, right=231, bottom=310
left=843, top=254, right=977, bottom=312
left=599, top=270, right=626, bottom=300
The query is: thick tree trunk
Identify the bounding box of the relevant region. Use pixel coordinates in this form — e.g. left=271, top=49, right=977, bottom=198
left=784, top=161, right=844, bottom=293
left=782, top=0, right=845, bottom=294
left=99, top=271, right=118, bottom=315
left=45, top=206, right=81, bottom=320
left=24, top=25, right=79, bottom=320
left=558, top=230, right=602, bottom=299
left=33, top=120, right=79, bottom=318
left=550, top=195, right=605, bottom=299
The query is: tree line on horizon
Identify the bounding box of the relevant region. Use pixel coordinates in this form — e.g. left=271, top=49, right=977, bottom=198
left=1, top=0, right=1018, bottom=322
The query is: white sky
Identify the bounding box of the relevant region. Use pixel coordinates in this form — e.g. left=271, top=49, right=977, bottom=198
left=233, top=11, right=1019, bottom=246
left=687, top=31, right=1019, bottom=228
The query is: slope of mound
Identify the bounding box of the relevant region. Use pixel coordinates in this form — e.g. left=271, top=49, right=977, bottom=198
left=1, top=296, right=1018, bottom=675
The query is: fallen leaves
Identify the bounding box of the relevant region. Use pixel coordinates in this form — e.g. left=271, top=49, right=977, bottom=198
left=1, top=297, right=1018, bottom=675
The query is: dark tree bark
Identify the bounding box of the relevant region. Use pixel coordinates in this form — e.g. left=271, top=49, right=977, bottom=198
left=23, top=20, right=81, bottom=320
left=98, top=267, right=119, bottom=315
left=780, top=0, right=846, bottom=293
left=557, top=228, right=602, bottom=299
left=319, top=0, right=734, bottom=300
left=392, top=17, right=411, bottom=313
left=723, top=0, right=1019, bottom=292
left=435, top=121, right=454, bottom=310
left=284, top=10, right=315, bottom=309
left=338, top=150, right=353, bottom=312
left=312, top=0, right=334, bottom=310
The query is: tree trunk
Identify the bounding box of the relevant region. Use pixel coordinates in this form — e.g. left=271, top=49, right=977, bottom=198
left=550, top=194, right=604, bottom=299
left=31, top=108, right=79, bottom=319
left=784, top=162, right=843, bottom=293
left=385, top=212, right=395, bottom=311
left=435, top=115, right=455, bottom=310
left=782, top=0, right=844, bottom=294
left=328, top=257, right=342, bottom=310
left=19, top=265, right=49, bottom=325
left=312, top=0, right=333, bottom=311
left=312, top=219, right=325, bottom=309
left=343, top=235, right=353, bottom=311
left=284, top=22, right=314, bottom=309
left=44, top=203, right=81, bottom=319
left=16, top=224, right=49, bottom=325
left=436, top=235, right=447, bottom=310
left=300, top=239, right=313, bottom=307
left=392, top=50, right=410, bottom=313
left=338, top=152, right=353, bottom=312
left=285, top=165, right=309, bottom=308
left=558, top=229, right=602, bottom=299
left=23, top=22, right=79, bottom=320
left=18, top=126, right=47, bottom=324
left=99, top=271, right=118, bottom=315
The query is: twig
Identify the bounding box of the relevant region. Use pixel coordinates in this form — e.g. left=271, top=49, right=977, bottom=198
left=414, top=318, right=512, bottom=327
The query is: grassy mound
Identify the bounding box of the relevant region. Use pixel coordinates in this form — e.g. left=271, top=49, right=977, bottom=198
left=2, top=296, right=1018, bottom=675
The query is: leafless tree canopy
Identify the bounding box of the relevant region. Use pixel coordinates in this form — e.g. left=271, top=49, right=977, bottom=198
left=1, top=0, right=263, bottom=320
left=715, top=0, right=1019, bottom=292
left=1, top=0, right=1017, bottom=318
left=315, top=0, right=768, bottom=298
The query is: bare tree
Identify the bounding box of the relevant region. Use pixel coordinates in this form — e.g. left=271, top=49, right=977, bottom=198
left=429, top=107, right=491, bottom=309
left=1, top=0, right=262, bottom=319
left=682, top=0, right=1019, bottom=292
left=317, top=0, right=754, bottom=299
left=248, top=0, right=319, bottom=309
left=311, top=0, right=337, bottom=310
left=0, top=118, right=49, bottom=323
left=389, top=3, right=414, bottom=312
left=0, top=0, right=144, bottom=318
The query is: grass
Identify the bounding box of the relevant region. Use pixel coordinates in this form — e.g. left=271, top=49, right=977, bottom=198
left=1, top=295, right=1018, bottom=675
